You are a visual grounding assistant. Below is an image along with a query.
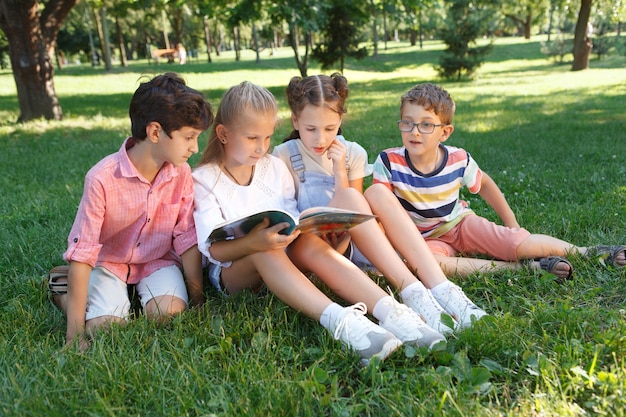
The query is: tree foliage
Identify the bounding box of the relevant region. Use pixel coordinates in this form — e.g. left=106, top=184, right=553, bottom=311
left=0, top=0, right=78, bottom=122
left=311, top=0, right=368, bottom=73
left=1, top=0, right=624, bottom=125
left=436, top=0, right=498, bottom=81
left=501, top=0, right=548, bottom=39
left=269, top=0, right=326, bottom=77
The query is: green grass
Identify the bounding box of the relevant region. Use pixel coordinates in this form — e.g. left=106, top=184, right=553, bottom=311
left=1, top=36, right=625, bottom=416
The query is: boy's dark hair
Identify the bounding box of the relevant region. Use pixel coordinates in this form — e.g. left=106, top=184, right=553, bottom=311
left=129, top=72, right=213, bottom=140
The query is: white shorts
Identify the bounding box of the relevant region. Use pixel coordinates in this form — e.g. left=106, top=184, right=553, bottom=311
left=85, top=265, right=189, bottom=321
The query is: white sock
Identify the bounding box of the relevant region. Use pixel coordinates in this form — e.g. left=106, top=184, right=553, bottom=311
left=400, top=281, right=427, bottom=300
left=372, top=296, right=395, bottom=322
left=319, top=302, right=345, bottom=333
left=430, top=280, right=452, bottom=298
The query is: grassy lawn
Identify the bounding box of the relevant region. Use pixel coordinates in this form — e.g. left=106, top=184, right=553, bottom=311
left=0, top=36, right=625, bottom=416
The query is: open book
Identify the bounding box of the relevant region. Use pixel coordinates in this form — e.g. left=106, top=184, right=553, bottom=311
left=208, top=207, right=376, bottom=243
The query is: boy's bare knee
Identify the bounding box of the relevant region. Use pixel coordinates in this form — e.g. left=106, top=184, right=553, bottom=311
left=145, top=295, right=187, bottom=319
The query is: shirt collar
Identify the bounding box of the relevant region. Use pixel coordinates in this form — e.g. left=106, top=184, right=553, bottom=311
left=118, top=137, right=178, bottom=184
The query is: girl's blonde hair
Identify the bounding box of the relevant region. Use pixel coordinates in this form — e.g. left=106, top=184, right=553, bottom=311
left=283, top=73, right=348, bottom=141
left=197, top=81, right=278, bottom=166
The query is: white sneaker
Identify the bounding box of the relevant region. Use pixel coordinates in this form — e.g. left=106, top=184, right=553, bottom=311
left=402, top=284, right=457, bottom=335
left=333, top=303, right=402, bottom=365
left=431, top=282, right=487, bottom=329
left=378, top=299, right=446, bottom=349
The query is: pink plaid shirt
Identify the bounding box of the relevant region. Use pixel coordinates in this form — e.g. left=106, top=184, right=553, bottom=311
left=63, top=138, right=197, bottom=284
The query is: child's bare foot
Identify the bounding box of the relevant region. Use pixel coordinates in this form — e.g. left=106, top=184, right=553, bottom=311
left=586, top=245, right=626, bottom=268
left=526, top=256, right=574, bottom=281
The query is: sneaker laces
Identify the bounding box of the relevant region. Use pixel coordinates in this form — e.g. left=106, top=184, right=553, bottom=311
left=411, top=286, right=447, bottom=322
left=333, top=302, right=371, bottom=345
left=446, top=284, right=479, bottom=310
left=383, top=287, right=429, bottom=331
left=437, top=283, right=485, bottom=324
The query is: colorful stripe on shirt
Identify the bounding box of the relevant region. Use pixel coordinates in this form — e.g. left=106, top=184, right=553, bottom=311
left=373, top=145, right=482, bottom=237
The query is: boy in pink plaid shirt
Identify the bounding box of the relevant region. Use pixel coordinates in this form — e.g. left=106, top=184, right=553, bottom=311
left=46, top=72, right=213, bottom=349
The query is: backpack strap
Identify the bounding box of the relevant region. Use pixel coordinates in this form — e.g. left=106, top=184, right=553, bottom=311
left=286, top=140, right=306, bottom=183
left=287, top=136, right=350, bottom=182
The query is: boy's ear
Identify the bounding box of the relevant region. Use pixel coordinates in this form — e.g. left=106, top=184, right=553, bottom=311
left=440, top=124, right=454, bottom=142
left=146, top=122, right=161, bottom=143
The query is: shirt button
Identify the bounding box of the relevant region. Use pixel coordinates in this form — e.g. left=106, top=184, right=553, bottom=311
left=73, top=238, right=78, bottom=243
left=137, top=242, right=141, bottom=247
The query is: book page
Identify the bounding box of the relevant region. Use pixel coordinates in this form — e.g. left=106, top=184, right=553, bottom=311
left=296, top=207, right=375, bottom=235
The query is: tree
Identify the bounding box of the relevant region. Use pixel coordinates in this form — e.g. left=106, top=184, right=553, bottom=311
left=0, top=0, right=77, bottom=122
left=572, top=0, right=592, bottom=70
left=269, top=0, right=326, bottom=77
left=501, top=0, right=548, bottom=39
left=402, top=0, right=438, bottom=48
left=0, top=28, right=8, bottom=69
left=312, top=0, right=368, bottom=73
left=436, top=0, right=496, bottom=81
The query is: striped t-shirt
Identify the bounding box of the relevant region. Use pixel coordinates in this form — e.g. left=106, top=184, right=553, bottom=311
left=372, top=144, right=482, bottom=237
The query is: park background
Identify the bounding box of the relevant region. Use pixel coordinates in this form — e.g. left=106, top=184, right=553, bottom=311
left=1, top=1, right=626, bottom=416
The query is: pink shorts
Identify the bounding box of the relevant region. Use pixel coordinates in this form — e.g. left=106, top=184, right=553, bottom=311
left=425, top=214, right=531, bottom=261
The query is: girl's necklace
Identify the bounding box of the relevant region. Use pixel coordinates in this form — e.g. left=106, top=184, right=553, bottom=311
left=222, top=164, right=254, bottom=186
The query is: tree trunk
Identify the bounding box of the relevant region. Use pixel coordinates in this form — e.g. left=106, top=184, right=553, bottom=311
left=252, top=22, right=260, bottom=63
left=288, top=24, right=308, bottom=77
left=203, top=16, right=212, bottom=63
left=383, top=8, right=388, bottom=50
left=523, top=12, right=532, bottom=39
left=0, top=0, right=77, bottom=122
left=572, top=0, right=592, bottom=71
left=93, top=7, right=112, bottom=70
left=371, top=0, right=378, bottom=57
left=418, top=7, right=423, bottom=49
left=233, top=26, right=240, bottom=61
left=115, top=16, right=127, bottom=67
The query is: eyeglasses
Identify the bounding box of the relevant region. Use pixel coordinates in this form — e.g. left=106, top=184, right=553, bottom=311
left=397, top=120, right=446, bottom=134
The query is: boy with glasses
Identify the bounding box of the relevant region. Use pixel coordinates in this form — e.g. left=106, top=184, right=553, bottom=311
left=364, top=83, right=624, bottom=280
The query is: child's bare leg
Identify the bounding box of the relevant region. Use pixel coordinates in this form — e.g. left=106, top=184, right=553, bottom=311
left=434, top=255, right=518, bottom=277
left=363, top=184, right=448, bottom=288
left=435, top=252, right=573, bottom=281
left=223, top=245, right=409, bottom=360
left=288, top=233, right=386, bottom=311
left=360, top=186, right=487, bottom=331
left=517, top=236, right=625, bottom=269
left=515, top=234, right=580, bottom=259
left=51, top=287, right=68, bottom=312
left=289, top=233, right=447, bottom=347
left=221, top=249, right=332, bottom=320
left=515, top=234, right=578, bottom=279
left=328, top=187, right=428, bottom=291
left=145, top=295, right=186, bottom=319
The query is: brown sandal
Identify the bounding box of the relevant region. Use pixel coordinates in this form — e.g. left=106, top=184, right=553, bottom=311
left=538, top=256, right=574, bottom=282
left=42, top=265, right=69, bottom=310
left=522, top=256, right=574, bottom=282
left=44, top=265, right=70, bottom=295
left=587, top=245, right=626, bottom=268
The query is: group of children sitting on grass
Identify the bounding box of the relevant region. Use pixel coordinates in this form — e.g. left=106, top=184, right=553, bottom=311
left=44, top=72, right=625, bottom=364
